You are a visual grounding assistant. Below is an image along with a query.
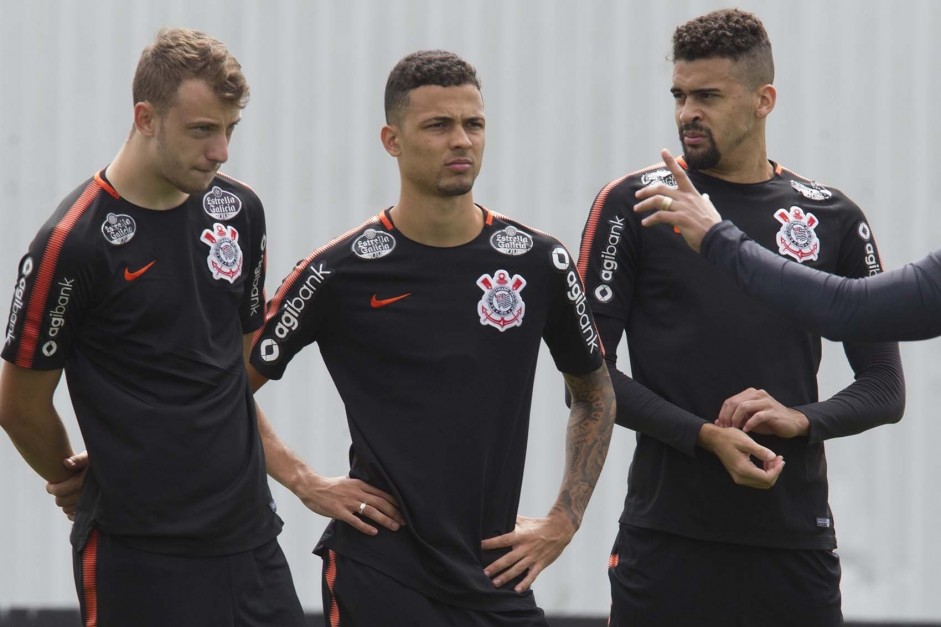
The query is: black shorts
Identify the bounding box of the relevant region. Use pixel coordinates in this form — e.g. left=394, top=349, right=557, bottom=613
left=608, top=524, right=843, bottom=627
left=74, top=528, right=305, bottom=627
left=321, top=549, right=548, bottom=627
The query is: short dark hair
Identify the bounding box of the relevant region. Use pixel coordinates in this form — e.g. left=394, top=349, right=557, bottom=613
left=384, top=50, right=481, bottom=124
left=672, top=8, right=774, bottom=87
left=132, top=27, right=249, bottom=113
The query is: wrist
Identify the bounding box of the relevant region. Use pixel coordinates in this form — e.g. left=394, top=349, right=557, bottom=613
left=696, top=422, right=721, bottom=452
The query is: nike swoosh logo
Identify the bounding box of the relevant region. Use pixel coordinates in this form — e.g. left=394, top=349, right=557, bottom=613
left=124, top=260, right=157, bottom=281
left=370, top=293, right=412, bottom=308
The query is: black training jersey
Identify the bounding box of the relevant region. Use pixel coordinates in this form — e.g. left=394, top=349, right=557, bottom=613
left=702, top=220, right=941, bottom=341
left=251, top=207, right=602, bottom=611
left=578, top=161, right=903, bottom=550
left=2, top=171, right=282, bottom=556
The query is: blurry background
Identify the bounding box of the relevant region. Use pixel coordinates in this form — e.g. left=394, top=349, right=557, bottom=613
left=1, top=0, right=939, bottom=622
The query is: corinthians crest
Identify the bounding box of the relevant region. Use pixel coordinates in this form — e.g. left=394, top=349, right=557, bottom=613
left=774, top=206, right=820, bottom=263
left=200, top=222, right=243, bottom=283
left=477, top=270, right=526, bottom=331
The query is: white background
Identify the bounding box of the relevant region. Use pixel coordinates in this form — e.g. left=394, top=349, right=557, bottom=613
left=1, top=0, right=939, bottom=621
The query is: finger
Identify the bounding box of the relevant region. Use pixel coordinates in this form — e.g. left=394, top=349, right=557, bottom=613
left=353, top=483, right=406, bottom=525
left=515, top=562, right=545, bottom=593
left=660, top=148, right=698, bottom=194
left=483, top=548, right=521, bottom=579
left=634, top=181, right=671, bottom=201
left=341, top=510, right=380, bottom=536
left=481, top=531, right=516, bottom=551
left=491, top=555, right=531, bottom=588
left=64, top=451, right=89, bottom=470
left=729, top=401, right=760, bottom=430
left=361, top=503, right=402, bottom=532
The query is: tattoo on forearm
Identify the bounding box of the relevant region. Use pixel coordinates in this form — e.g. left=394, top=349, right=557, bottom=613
left=554, top=364, right=615, bottom=530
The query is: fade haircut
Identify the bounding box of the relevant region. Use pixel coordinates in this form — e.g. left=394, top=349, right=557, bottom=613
left=384, top=50, right=481, bottom=124
left=132, top=27, right=249, bottom=113
left=672, top=8, right=774, bottom=88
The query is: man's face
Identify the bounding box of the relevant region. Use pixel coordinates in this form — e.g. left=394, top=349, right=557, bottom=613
left=388, top=84, right=485, bottom=198
left=152, top=78, right=241, bottom=194
left=671, top=57, right=760, bottom=171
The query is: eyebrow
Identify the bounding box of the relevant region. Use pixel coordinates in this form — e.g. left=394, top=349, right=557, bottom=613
left=670, top=87, right=722, bottom=96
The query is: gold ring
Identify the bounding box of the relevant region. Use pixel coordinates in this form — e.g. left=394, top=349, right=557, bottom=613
left=662, top=196, right=673, bottom=211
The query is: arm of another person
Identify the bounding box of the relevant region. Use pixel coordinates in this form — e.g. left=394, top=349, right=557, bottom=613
left=636, top=148, right=941, bottom=342
left=481, top=363, right=615, bottom=592
left=243, top=334, right=404, bottom=535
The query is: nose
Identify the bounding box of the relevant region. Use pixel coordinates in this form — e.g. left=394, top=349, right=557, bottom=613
left=451, top=126, right=472, bottom=149
left=206, top=132, right=229, bottom=164
left=677, top=101, right=700, bottom=125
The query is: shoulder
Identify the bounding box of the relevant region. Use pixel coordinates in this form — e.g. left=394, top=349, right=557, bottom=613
left=482, top=209, right=577, bottom=272
left=775, top=165, right=863, bottom=215
left=278, top=213, right=390, bottom=284
left=593, top=162, right=672, bottom=204
left=35, top=175, right=119, bottom=261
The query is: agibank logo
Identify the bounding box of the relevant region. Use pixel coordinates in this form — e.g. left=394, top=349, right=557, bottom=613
left=274, top=262, right=332, bottom=339
left=5, top=256, right=33, bottom=346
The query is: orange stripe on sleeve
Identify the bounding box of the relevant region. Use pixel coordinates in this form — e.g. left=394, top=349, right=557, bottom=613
left=576, top=174, right=631, bottom=279
left=16, top=181, right=100, bottom=367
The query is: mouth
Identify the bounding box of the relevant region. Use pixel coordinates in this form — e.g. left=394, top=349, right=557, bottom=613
left=681, top=125, right=710, bottom=147
left=444, top=158, right=473, bottom=173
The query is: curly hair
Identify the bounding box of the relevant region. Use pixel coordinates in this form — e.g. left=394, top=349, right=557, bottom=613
left=384, top=50, right=481, bottom=124
left=132, top=28, right=249, bottom=113
left=672, top=9, right=774, bottom=87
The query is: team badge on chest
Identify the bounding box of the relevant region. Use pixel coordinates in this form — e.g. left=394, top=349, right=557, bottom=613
left=200, top=223, right=243, bottom=283
left=477, top=270, right=526, bottom=331
left=774, top=206, right=820, bottom=263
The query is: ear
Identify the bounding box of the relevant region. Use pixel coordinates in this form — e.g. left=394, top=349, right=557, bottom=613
left=381, top=124, right=401, bottom=157
left=134, top=102, right=159, bottom=137
left=755, top=84, right=776, bottom=120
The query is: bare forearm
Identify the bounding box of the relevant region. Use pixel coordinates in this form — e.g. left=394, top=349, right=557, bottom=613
left=553, top=365, right=615, bottom=530
left=255, top=401, right=321, bottom=495
left=2, top=409, right=74, bottom=483
left=0, top=364, right=73, bottom=482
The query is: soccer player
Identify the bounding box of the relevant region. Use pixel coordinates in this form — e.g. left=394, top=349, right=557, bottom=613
left=577, top=9, right=905, bottom=627
left=0, top=28, right=307, bottom=626
left=248, top=50, right=616, bottom=626
left=637, top=148, right=941, bottom=342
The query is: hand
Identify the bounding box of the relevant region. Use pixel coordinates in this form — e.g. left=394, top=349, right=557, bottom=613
left=717, top=388, right=810, bottom=438
left=46, top=450, right=88, bottom=521
left=481, top=514, right=576, bottom=593
left=697, top=423, right=785, bottom=489
left=633, top=148, right=722, bottom=252
left=296, top=474, right=406, bottom=536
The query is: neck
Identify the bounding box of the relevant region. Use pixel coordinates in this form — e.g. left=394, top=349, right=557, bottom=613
left=105, top=133, right=188, bottom=210
left=701, top=152, right=775, bottom=184
left=389, top=192, right=483, bottom=247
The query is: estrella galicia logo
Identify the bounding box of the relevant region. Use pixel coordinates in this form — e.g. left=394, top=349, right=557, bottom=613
left=790, top=180, right=832, bottom=201
left=352, top=229, right=396, bottom=260
left=490, top=226, right=534, bottom=256
left=202, top=186, right=243, bottom=220
left=101, top=213, right=136, bottom=246
left=641, top=168, right=677, bottom=189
